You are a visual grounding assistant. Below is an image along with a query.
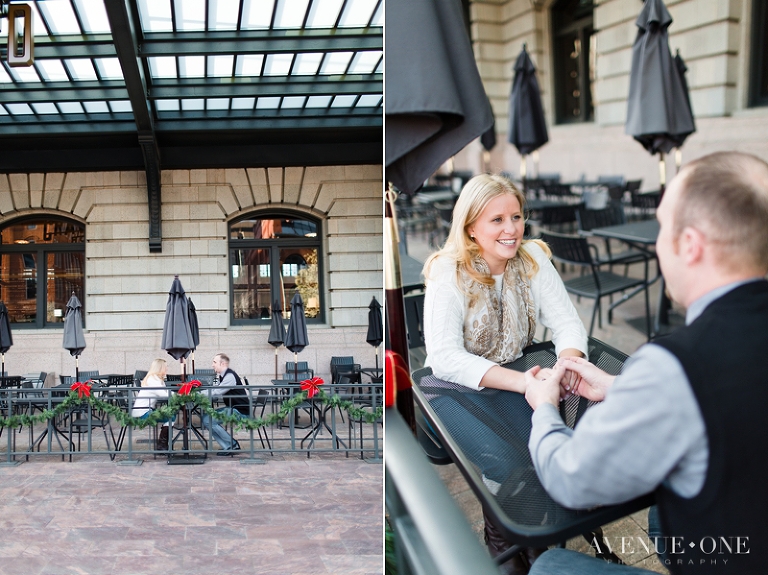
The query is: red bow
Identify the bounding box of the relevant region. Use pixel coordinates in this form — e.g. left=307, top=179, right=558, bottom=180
left=178, top=379, right=201, bottom=396
left=71, top=381, right=92, bottom=399
left=300, top=376, right=324, bottom=399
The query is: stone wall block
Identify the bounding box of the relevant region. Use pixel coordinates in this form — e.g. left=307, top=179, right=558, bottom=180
left=267, top=168, right=283, bottom=203
left=119, top=171, right=139, bottom=186
left=58, top=189, right=80, bottom=213
left=216, top=185, right=239, bottom=215
left=232, top=185, right=254, bottom=209
left=225, top=168, right=250, bottom=187
left=171, top=170, right=190, bottom=185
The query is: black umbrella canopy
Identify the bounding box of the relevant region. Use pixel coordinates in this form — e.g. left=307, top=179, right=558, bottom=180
left=187, top=298, right=200, bottom=351
left=284, top=293, right=308, bottom=355
left=268, top=299, right=287, bottom=348
left=507, top=44, right=549, bottom=156
left=671, top=50, right=696, bottom=148
left=0, top=302, right=12, bottom=354
left=62, top=293, right=86, bottom=357
left=366, top=296, right=383, bottom=349
left=625, top=0, right=695, bottom=155
left=0, top=302, right=12, bottom=377
left=385, top=0, right=493, bottom=195
left=481, top=109, right=497, bottom=152
left=161, top=276, right=195, bottom=361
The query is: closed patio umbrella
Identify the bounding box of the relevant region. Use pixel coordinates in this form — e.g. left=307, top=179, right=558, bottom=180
left=508, top=44, right=548, bottom=193
left=0, top=302, right=12, bottom=378
left=267, top=299, right=287, bottom=380
left=672, top=50, right=696, bottom=171
left=284, top=293, right=308, bottom=382
left=385, top=0, right=492, bottom=429
left=161, top=276, right=194, bottom=380
left=625, top=0, right=695, bottom=193
left=187, top=298, right=200, bottom=374
left=366, top=296, right=383, bottom=372
left=63, top=293, right=86, bottom=382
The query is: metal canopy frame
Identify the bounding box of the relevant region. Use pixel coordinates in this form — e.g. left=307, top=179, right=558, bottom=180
left=0, top=0, right=382, bottom=251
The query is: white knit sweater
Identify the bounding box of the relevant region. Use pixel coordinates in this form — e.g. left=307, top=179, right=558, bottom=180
left=423, top=242, right=588, bottom=390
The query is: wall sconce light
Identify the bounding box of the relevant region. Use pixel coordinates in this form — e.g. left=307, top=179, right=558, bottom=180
left=3, top=2, right=34, bottom=67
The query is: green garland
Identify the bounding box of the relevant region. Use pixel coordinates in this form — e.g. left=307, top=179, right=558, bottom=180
left=0, top=389, right=383, bottom=431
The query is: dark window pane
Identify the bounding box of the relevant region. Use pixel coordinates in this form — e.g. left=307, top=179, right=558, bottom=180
left=750, top=0, right=768, bottom=107
left=0, top=253, right=37, bottom=323
left=232, top=248, right=272, bottom=320
left=0, top=219, right=84, bottom=245
left=47, top=252, right=85, bottom=324
left=230, top=217, right=317, bottom=240
left=280, top=248, right=319, bottom=318
left=552, top=0, right=594, bottom=124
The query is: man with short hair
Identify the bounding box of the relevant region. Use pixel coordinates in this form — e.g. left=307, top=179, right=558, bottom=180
left=524, top=151, right=768, bottom=574
left=203, top=353, right=248, bottom=455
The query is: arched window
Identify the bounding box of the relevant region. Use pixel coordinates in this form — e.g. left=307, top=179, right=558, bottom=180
left=229, top=213, right=323, bottom=325
left=552, top=0, right=595, bottom=124
left=0, top=216, right=85, bottom=328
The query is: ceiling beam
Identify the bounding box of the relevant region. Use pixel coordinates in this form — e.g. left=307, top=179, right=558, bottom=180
left=141, top=27, right=382, bottom=55
left=104, top=0, right=162, bottom=253
left=149, top=75, right=382, bottom=99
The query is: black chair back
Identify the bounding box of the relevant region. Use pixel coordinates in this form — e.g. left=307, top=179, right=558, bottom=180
left=403, top=293, right=426, bottom=349
left=575, top=205, right=625, bottom=232
left=541, top=230, right=595, bottom=267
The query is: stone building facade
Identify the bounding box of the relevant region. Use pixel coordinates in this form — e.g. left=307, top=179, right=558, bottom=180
left=454, top=0, right=768, bottom=186
left=0, top=164, right=382, bottom=384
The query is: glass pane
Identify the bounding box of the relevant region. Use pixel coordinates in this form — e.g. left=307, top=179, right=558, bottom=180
left=232, top=248, right=272, bottom=320
left=0, top=220, right=85, bottom=245
left=281, top=248, right=319, bottom=319
left=47, top=252, right=85, bottom=324
left=230, top=217, right=318, bottom=239
left=0, top=253, right=37, bottom=324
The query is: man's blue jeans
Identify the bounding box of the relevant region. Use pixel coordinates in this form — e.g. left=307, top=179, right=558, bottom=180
left=201, top=407, right=242, bottom=450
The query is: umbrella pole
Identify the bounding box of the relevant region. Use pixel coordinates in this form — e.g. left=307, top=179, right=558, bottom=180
left=294, top=352, right=298, bottom=382
left=191, top=352, right=195, bottom=375
left=385, top=185, right=415, bottom=432
left=675, top=148, right=682, bottom=174
left=659, top=152, right=666, bottom=196
left=274, top=347, right=279, bottom=381
left=76, top=356, right=79, bottom=383
left=1, top=353, right=4, bottom=378
left=520, top=155, right=527, bottom=196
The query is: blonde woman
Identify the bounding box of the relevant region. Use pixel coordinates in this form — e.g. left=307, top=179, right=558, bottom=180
left=422, top=174, right=587, bottom=574
left=131, top=358, right=172, bottom=450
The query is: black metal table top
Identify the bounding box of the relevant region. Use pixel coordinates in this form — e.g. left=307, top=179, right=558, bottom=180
left=591, top=219, right=659, bottom=245
left=413, top=338, right=654, bottom=547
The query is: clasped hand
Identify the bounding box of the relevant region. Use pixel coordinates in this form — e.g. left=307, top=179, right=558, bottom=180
left=524, top=356, right=614, bottom=410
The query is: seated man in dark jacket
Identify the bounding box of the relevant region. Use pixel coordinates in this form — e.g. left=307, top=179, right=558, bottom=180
left=203, top=353, right=249, bottom=455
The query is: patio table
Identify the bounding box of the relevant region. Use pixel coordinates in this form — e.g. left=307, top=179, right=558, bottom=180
left=412, top=337, right=654, bottom=553
left=590, top=219, right=678, bottom=336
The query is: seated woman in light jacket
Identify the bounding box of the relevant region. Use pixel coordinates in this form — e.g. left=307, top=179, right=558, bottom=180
left=131, top=358, right=173, bottom=450
left=422, top=174, right=588, bottom=575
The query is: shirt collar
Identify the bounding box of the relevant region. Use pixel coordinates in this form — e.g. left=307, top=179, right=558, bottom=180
left=686, top=278, right=765, bottom=324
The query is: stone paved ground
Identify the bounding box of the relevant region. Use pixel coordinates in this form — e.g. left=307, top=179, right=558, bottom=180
left=0, top=454, right=383, bottom=575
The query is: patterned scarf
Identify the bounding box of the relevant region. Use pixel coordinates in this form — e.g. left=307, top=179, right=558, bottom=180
left=460, top=256, right=536, bottom=364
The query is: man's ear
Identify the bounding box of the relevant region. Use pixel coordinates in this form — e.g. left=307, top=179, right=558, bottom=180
left=679, top=226, right=705, bottom=265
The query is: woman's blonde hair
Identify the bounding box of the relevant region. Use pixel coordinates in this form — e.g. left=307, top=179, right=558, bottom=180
left=424, top=173, right=549, bottom=288
left=142, top=358, right=167, bottom=387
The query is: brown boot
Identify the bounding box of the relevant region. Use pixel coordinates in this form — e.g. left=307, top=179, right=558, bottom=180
left=524, top=547, right=549, bottom=568
left=156, top=426, right=169, bottom=451
left=483, top=510, right=530, bottom=575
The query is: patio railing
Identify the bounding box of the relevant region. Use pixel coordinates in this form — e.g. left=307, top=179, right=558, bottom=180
left=0, top=383, right=382, bottom=464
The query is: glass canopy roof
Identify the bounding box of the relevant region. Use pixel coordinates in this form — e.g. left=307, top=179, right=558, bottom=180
left=0, top=0, right=382, bottom=171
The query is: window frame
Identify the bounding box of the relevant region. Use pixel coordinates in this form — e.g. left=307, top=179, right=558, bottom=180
left=228, top=211, right=324, bottom=326
left=0, top=215, right=86, bottom=329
